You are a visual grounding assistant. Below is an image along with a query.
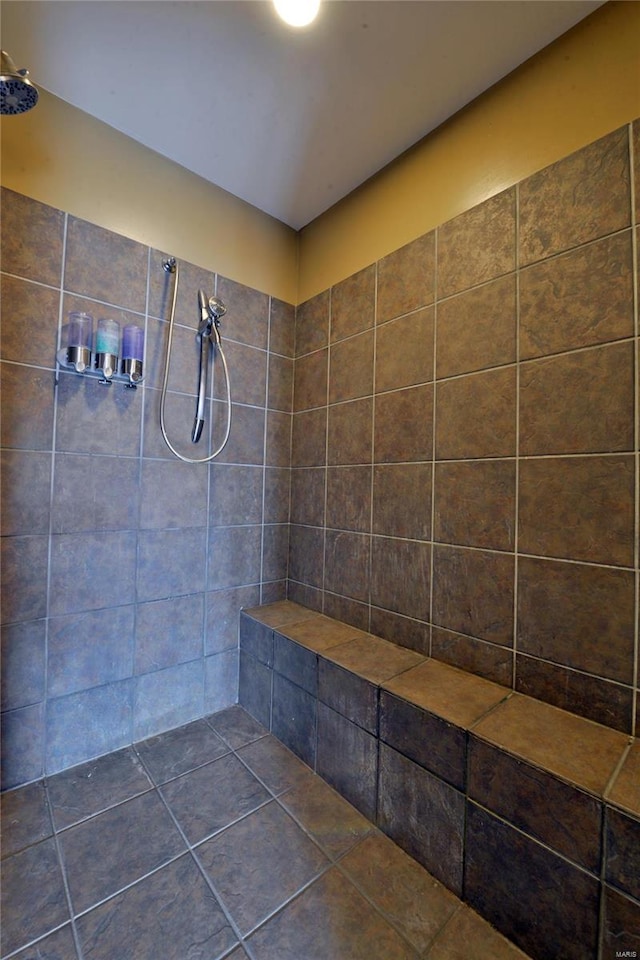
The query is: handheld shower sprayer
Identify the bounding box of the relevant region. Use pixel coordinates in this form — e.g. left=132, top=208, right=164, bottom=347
left=159, top=258, right=232, bottom=463
left=193, top=290, right=227, bottom=442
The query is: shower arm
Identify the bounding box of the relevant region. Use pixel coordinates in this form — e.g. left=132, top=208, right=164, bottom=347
left=159, top=258, right=232, bottom=464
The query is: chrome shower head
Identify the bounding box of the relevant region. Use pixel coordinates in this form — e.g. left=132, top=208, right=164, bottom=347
left=0, top=51, right=39, bottom=115
left=207, top=297, right=227, bottom=322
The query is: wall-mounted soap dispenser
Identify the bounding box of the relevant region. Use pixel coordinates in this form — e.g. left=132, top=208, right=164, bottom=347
left=121, top=324, right=144, bottom=385
left=57, top=312, right=144, bottom=388
left=65, top=311, right=93, bottom=372
left=95, top=317, right=120, bottom=382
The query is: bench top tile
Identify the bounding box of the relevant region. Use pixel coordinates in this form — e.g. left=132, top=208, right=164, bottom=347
left=605, top=740, right=640, bottom=818
left=472, top=693, right=629, bottom=797
left=381, top=660, right=509, bottom=729
left=275, top=616, right=371, bottom=652
left=321, top=635, right=425, bottom=684
left=243, top=601, right=317, bottom=629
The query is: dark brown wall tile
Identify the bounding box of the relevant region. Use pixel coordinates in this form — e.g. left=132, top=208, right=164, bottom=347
left=517, top=556, right=635, bottom=683
left=374, top=384, right=433, bottom=463
left=293, top=348, right=327, bottom=411
left=331, top=265, right=375, bottom=342
left=324, top=530, right=370, bottom=603
left=1, top=188, right=65, bottom=287
left=290, top=467, right=325, bottom=526
left=291, top=409, right=325, bottom=467
left=316, top=703, right=378, bottom=821
left=370, top=536, right=430, bottom=622
left=268, top=354, right=293, bottom=412
left=518, top=455, right=635, bottom=567
left=431, top=627, right=513, bottom=687
left=296, top=290, right=329, bottom=357
left=217, top=404, right=265, bottom=466
left=372, top=463, right=431, bottom=540
left=377, top=232, right=435, bottom=323
left=376, top=307, right=434, bottom=392
left=269, top=298, right=295, bottom=358
left=435, top=367, right=516, bottom=460
left=263, top=523, right=289, bottom=582
left=437, top=189, right=516, bottom=298
left=519, top=232, right=634, bottom=359
left=217, top=340, right=267, bottom=407
left=265, top=410, right=292, bottom=467
left=380, top=691, right=467, bottom=790
left=515, top=654, right=634, bottom=737
left=437, top=275, right=516, bottom=378
left=288, top=524, right=324, bottom=589
left=329, top=331, right=374, bottom=403
left=65, top=217, right=148, bottom=315
left=1, top=364, right=55, bottom=451
left=0, top=276, right=59, bottom=366
left=271, top=673, right=317, bottom=768
left=432, top=545, right=514, bottom=647
left=601, top=886, right=640, bottom=960
left=326, top=466, right=371, bottom=533
left=519, top=342, right=634, bottom=456
left=370, top=607, right=430, bottom=656
left=217, top=277, right=269, bottom=350
left=468, top=736, right=602, bottom=872
left=378, top=742, right=465, bottom=895
left=605, top=807, right=640, bottom=901
left=323, top=593, right=370, bottom=632
left=434, top=459, right=515, bottom=551
left=519, top=126, right=631, bottom=266
left=464, top=802, right=600, bottom=960
left=328, top=398, right=372, bottom=466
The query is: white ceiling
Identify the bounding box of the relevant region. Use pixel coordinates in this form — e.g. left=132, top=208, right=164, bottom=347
left=2, top=0, right=604, bottom=229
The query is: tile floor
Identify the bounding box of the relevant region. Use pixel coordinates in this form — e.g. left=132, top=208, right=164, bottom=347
left=1, top=705, right=531, bottom=960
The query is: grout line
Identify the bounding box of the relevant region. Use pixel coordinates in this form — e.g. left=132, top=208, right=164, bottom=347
left=429, top=228, right=439, bottom=659
left=629, top=122, right=640, bottom=738
left=368, top=262, right=379, bottom=633
left=258, top=296, right=272, bottom=605
left=321, top=289, right=331, bottom=614
left=41, top=781, right=86, bottom=960
left=42, top=212, right=70, bottom=782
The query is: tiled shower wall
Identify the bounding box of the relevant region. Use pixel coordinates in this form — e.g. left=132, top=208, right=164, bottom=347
left=289, top=121, right=640, bottom=738
left=0, top=187, right=294, bottom=789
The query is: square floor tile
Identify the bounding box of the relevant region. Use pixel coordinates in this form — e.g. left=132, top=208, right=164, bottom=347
left=196, top=800, right=328, bottom=935
left=160, top=754, right=269, bottom=844
left=247, top=867, right=419, bottom=959
left=47, top=747, right=151, bottom=830
left=0, top=838, right=70, bottom=956
left=207, top=705, right=268, bottom=750
left=77, top=853, right=236, bottom=960
left=11, top=924, right=79, bottom=960
left=135, top=719, right=228, bottom=785
left=237, top=735, right=314, bottom=794
left=279, top=775, right=373, bottom=860
left=341, top=832, right=458, bottom=954
left=59, top=790, right=185, bottom=914
left=0, top=780, right=52, bottom=859
left=425, top=905, right=532, bottom=959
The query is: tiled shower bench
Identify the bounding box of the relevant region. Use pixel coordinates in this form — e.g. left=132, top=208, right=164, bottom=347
left=239, top=600, right=639, bottom=960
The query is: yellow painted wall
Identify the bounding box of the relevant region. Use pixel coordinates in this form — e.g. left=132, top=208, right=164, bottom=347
left=0, top=91, right=299, bottom=304
left=298, top=0, right=640, bottom=303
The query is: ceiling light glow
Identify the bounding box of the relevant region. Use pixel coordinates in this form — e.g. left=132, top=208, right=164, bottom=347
left=273, top=0, right=320, bottom=28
